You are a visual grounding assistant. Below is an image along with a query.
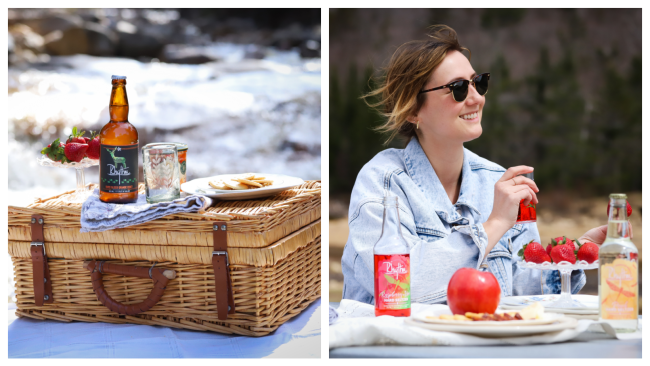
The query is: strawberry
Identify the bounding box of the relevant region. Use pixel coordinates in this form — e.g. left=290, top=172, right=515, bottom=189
left=546, top=236, right=569, bottom=259
left=518, top=240, right=551, bottom=264
left=41, top=138, right=69, bottom=163
left=85, top=131, right=100, bottom=160
left=46, top=141, right=64, bottom=149
left=64, top=142, right=88, bottom=162
left=607, top=200, right=632, bottom=218
left=550, top=241, right=577, bottom=264
left=66, top=126, right=86, bottom=144
left=556, top=236, right=574, bottom=247
left=576, top=239, right=599, bottom=264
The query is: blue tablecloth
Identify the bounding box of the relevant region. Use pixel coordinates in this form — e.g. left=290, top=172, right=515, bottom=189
left=9, top=299, right=320, bottom=358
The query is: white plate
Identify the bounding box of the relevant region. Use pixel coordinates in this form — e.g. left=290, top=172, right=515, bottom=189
left=405, top=316, right=578, bottom=338
left=413, top=308, right=564, bottom=326
left=181, top=173, right=305, bottom=200
left=499, top=295, right=598, bottom=312
left=499, top=305, right=598, bottom=315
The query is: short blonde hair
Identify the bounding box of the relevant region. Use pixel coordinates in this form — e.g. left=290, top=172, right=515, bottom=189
left=362, top=25, right=471, bottom=144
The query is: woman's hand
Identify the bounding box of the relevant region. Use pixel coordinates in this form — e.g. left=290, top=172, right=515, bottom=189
left=487, top=166, right=539, bottom=230
left=578, top=222, right=633, bottom=245
left=483, top=166, right=539, bottom=254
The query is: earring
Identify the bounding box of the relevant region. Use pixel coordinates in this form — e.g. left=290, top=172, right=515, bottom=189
left=416, top=120, right=420, bottom=129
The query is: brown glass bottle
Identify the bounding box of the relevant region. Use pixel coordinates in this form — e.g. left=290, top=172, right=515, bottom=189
left=99, top=75, right=139, bottom=203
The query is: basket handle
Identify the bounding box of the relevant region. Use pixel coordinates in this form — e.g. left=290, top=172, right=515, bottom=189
left=83, top=260, right=176, bottom=316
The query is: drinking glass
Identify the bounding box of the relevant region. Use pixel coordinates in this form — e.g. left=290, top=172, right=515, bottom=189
left=142, top=144, right=180, bottom=203
left=516, top=172, right=537, bottom=223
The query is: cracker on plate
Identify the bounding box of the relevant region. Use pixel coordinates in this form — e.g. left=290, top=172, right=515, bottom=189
left=208, top=174, right=274, bottom=191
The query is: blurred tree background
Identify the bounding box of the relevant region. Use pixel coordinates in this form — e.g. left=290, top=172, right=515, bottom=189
left=329, top=8, right=641, bottom=198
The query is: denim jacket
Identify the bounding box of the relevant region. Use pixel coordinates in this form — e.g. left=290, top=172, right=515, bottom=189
left=341, top=138, right=586, bottom=305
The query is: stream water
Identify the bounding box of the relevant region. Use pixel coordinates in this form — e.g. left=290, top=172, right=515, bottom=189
left=8, top=43, right=321, bottom=207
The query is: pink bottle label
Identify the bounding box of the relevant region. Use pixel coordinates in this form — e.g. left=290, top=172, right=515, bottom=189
left=374, top=254, right=411, bottom=310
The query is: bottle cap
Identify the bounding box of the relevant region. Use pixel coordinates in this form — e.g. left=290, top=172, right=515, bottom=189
left=111, top=75, right=127, bottom=80
left=609, top=193, right=627, bottom=199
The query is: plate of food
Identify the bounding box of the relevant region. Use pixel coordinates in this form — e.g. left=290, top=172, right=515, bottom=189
left=413, top=302, right=563, bottom=327
left=407, top=302, right=578, bottom=337
left=181, top=173, right=305, bottom=200
left=405, top=316, right=577, bottom=338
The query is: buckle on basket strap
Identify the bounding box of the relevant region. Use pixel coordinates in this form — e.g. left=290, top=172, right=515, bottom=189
left=31, top=241, right=46, bottom=257
left=211, top=221, right=235, bottom=319
left=29, top=214, right=53, bottom=306
left=212, top=251, right=229, bottom=266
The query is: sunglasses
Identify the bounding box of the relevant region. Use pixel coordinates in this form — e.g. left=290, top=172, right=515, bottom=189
left=419, top=73, right=490, bottom=102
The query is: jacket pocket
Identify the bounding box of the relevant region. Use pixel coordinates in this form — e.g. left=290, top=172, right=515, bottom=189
left=416, top=227, right=447, bottom=243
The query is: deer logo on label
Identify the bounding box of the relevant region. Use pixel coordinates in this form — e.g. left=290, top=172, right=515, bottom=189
left=106, top=147, right=127, bottom=169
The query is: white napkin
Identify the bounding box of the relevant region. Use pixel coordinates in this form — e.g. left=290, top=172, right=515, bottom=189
left=80, top=189, right=212, bottom=232
left=329, top=300, right=641, bottom=349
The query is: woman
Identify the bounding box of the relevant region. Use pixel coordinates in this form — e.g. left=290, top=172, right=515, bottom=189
left=341, top=25, right=613, bottom=305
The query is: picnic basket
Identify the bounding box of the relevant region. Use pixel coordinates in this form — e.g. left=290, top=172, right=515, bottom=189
left=8, top=181, right=321, bottom=336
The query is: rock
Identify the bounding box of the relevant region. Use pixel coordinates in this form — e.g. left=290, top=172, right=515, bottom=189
left=160, top=44, right=218, bottom=64
left=22, top=13, right=83, bottom=36
left=116, top=21, right=165, bottom=59
left=43, top=22, right=116, bottom=56
left=163, top=53, right=215, bottom=65
left=270, top=23, right=310, bottom=50
left=208, top=18, right=256, bottom=40
left=84, top=22, right=118, bottom=56
left=44, top=27, right=89, bottom=55
left=9, top=24, right=45, bottom=54
left=8, top=33, right=14, bottom=53
left=244, top=45, right=267, bottom=59
left=145, top=23, right=180, bottom=43
left=300, top=40, right=320, bottom=58
left=115, top=20, right=137, bottom=34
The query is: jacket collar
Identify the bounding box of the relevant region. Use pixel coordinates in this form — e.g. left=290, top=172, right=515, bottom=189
left=403, top=138, right=482, bottom=223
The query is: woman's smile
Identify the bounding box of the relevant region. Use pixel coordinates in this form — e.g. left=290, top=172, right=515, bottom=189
left=459, top=110, right=480, bottom=122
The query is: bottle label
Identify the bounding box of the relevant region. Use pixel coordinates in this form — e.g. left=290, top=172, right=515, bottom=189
left=375, top=254, right=411, bottom=310
left=600, top=258, right=638, bottom=320
left=100, top=143, right=139, bottom=193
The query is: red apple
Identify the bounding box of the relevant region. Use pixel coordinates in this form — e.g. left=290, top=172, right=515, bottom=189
left=447, top=268, right=501, bottom=315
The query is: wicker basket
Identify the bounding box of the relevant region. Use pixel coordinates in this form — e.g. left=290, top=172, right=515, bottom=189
left=8, top=181, right=321, bottom=336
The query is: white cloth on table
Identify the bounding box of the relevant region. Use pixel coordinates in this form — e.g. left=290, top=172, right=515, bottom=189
left=329, top=299, right=642, bottom=349
left=329, top=305, right=339, bottom=325
left=80, top=189, right=212, bottom=232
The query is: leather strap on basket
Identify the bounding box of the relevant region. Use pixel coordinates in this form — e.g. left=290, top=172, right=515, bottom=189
left=84, top=260, right=174, bottom=316
left=30, top=214, right=53, bottom=306
left=212, top=221, right=235, bottom=320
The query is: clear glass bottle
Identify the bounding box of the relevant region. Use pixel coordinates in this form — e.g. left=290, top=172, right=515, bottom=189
left=373, top=195, right=411, bottom=317
left=598, top=193, right=638, bottom=332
